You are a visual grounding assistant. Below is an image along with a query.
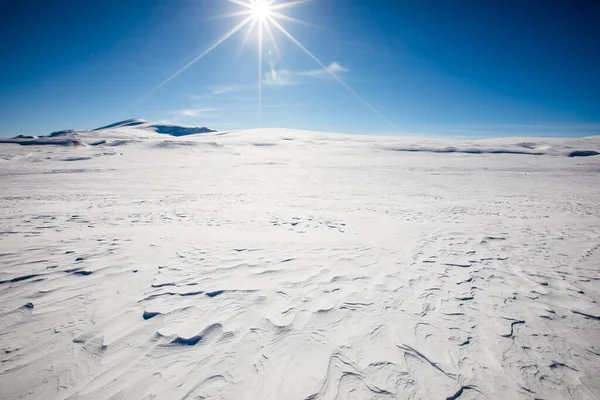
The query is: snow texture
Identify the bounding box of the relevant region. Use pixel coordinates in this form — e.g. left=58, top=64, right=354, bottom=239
left=1, top=123, right=600, bottom=400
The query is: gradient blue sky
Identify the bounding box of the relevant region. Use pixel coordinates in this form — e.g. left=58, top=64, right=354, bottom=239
left=1, top=0, right=598, bottom=137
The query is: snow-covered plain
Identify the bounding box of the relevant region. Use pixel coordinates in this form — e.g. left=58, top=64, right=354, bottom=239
left=1, top=122, right=599, bottom=400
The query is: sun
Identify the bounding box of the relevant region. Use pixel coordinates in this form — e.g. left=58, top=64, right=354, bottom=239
left=250, top=0, right=272, bottom=20
left=141, top=0, right=391, bottom=126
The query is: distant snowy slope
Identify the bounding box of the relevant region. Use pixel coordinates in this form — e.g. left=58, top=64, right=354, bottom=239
left=0, top=122, right=599, bottom=157
left=212, top=128, right=600, bottom=157
left=0, top=119, right=217, bottom=146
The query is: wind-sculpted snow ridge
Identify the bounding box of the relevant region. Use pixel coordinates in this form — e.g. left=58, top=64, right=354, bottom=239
left=95, top=118, right=149, bottom=130
left=1, top=128, right=600, bottom=399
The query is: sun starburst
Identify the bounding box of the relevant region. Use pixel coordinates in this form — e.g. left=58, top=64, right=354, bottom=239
left=249, top=0, right=272, bottom=20
left=140, top=0, right=390, bottom=125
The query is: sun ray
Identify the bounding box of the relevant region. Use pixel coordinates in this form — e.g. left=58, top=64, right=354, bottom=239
left=141, top=16, right=252, bottom=102
left=270, top=11, right=318, bottom=28
left=239, top=17, right=258, bottom=53
left=270, top=0, right=313, bottom=11
left=209, top=10, right=252, bottom=20
left=258, top=19, right=264, bottom=123
left=228, top=0, right=253, bottom=9
left=263, top=18, right=281, bottom=59
left=268, top=16, right=393, bottom=126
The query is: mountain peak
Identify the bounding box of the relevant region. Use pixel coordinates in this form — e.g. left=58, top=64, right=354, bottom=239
left=94, top=119, right=217, bottom=136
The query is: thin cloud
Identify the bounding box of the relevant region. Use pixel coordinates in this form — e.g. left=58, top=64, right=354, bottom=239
left=189, top=84, right=256, bottom=101
left=172, top=107, right=219, bottom=118
left=264, top=62, right=349, bottom=86
left=188, top=93, right=213, bottom=101
left=211, top=83, right=255, bottom=95
left=185, top=62, right=349, bottom=105
left=299, top=62, right=349, bottom=77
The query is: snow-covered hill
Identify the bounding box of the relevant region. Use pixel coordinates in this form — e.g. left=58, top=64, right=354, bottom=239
left=0, top=119, right=217, bottom=146
left=94, top=118, right=217, bottom=136
left=1, top=125, right=600, bottom=399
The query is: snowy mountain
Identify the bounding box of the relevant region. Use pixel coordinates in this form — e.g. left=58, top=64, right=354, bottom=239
left=94, top=118, right=217, bottom=136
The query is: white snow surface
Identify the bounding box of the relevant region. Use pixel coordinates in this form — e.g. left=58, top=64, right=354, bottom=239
left=1, top=125, right=600, bottom=400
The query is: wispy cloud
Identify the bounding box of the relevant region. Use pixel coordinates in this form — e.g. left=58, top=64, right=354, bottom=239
left=187, top=93, right=212, bottom=101
left=211, top=83, right=255, bottom=95
left=188, top=84, right=256, bottom=101
left=172, top=107, right=219, bottom=118
left=264, top=62, right=349, bottom=86
left=187, top=62, right=348, bottom=100
left=299, top=62, right=348, bottom=77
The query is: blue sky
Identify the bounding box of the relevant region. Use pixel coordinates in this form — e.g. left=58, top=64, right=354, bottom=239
left=0, top=0, right=598, bottom=137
